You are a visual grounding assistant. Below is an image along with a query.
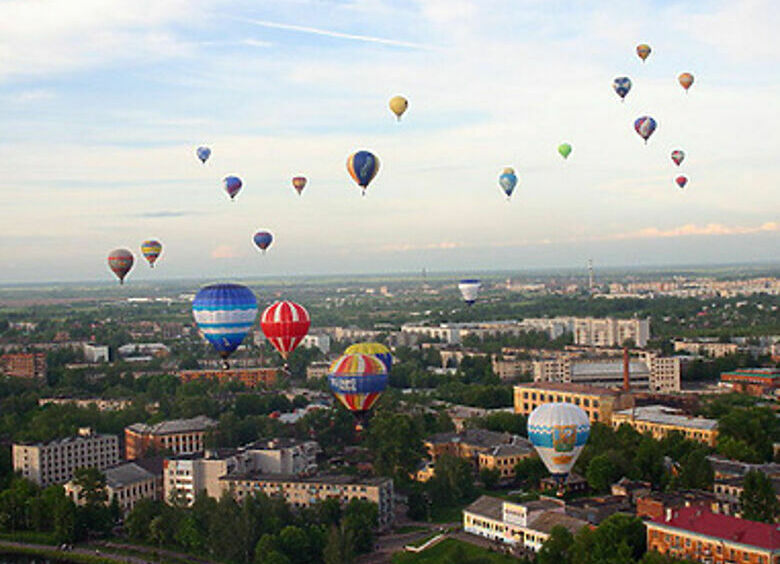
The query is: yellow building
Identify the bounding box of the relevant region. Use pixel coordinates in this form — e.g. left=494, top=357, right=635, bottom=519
left=514, top=382, right=633, bottom=425
left=611, top=405, right=718, bottom=447
left=478, top=444, right=536, bottom=480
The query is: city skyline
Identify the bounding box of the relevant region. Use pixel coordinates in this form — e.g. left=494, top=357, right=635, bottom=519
left=1, top=0, right=778, bottom=283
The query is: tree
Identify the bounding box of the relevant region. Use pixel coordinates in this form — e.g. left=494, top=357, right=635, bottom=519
left=740, top=470, right=780, bottom=523
left=570, top=514, right=644, bottom=564
left=514, top=457, right=548, bottom=489
left=538, top=525, right=574, bottom=564
left=277, top=525, right=310, bottom=564
left=674, top=449, right=713, bottom=490
left=72, top=467, right=107, bottom=506
left=429, top=455, right=476, bottom=507
left=586, top=454, right=620, bottom=492
left=342, top=499, right=378, bottom=554
left=323, top=523, right=355, bottom=564
left=479, top=467, right=501, bottom=490
left=365, top=411, right=425, bottom=480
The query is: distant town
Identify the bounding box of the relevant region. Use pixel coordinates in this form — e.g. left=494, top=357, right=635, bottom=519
left=0, top=265, right=778, bottom=564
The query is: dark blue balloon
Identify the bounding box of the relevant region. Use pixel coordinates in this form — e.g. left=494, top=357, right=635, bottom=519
left=613, top=77, right=632, bottom=100
left=253, top=231, right=273, bottom=252
left=196, top=146, right=211, bottom=163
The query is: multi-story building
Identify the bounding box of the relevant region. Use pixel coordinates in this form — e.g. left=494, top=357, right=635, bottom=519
left=424, top=429, right=530, bottom=467
left=83, top=343, right=109, bottom=363
left=300, top=334, right=331, bottom=355
left=713, top=473, right=780, bottom=518
left=492, top=356, right=533, bottom=381
left=645, top=507, right=780, bottom=563
left=223, top=474, right=394, bottom=528
left=125, top=416, right=217, bottom=460
left=178, top=368, right=279, bottom=389
left=644, top=353, right=682, bottom=393
left=636, top=491, right=720, bottom=521
left=673, top=340, right=740, bottom=358
left=514, top=382, right=634, bottom=424
left=401, top=324, right=462, bottom=345
left=65, top=460, right=160, bottom=514
left=117, top=343, right=170, bottom=358
left=0, top=352, right=47, bottom=379
left=477, top=444, right=536, bottom=481
left=611, top=405, right=719, bottom=447
left=164, top=439, right=320, bottom=506
left=13, top=428, right=120, bottom=487
left=306, top=361, right=331, bottom=381
left=720, top=368, right=780, bottom=397
left=38, top=397, right=135, bottom=411
left=572, top=317, right=650, bottom=348
left=463, top=495, right=587, bottom=552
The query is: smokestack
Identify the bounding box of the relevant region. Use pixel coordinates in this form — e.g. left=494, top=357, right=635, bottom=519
left=623, top=347, right=630, bottom=391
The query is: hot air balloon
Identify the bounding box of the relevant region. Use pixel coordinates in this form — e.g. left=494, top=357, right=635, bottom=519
left=636, top=44, right=651, bottom=62
left=558, top=143, right=572, bottom=160
left=612, top=77, right=632, bottom=101
left=499, top=168, right=518, bottom=200
left=678, top=72, right=694, bottom=92
left=223, top=176, right=242, bottom=200
left=261, top=300, right=311, bottom=363
left=328, top=353, right=388, bottom=431
left=345, top=342, right=392, bottom=373
left=347, top=151, right=380, bottom=196
left=253, top=231, right=273, bottom=253
left=292, top=176, right=307, bottom=196
left=671, top=150, right=685, bottom=166
left=634, top=116, right=657, bottom=144
left=528, top=403, right=590, bottom=492
left=676, top=175, right=688, bottom=189
left=196, top=146, right=211, bottom=163
left=192, top=284, right=257, bottom=368
left=141, top=240, right=162, bottom=268
left=458, top=279, right=481, bottom=306
left=389, top=95, right=408, bottom=121
left=108, top=249, right=134, bottom=284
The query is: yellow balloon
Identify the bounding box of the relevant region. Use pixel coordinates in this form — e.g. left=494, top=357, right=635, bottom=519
left=389, top=95, right=408, bottom=120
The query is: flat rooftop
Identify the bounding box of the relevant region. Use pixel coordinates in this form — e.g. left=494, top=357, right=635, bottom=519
left=515, top=381, right=620, bottom=396
left=615, top=405, right=717, bottom=431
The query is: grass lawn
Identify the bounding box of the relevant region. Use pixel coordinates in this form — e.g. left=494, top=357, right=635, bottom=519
left=392, top=538, right=518, bottom=564
left=0, top=531, right=58, bottom=545
left=406, top=533, right=439, bottom=548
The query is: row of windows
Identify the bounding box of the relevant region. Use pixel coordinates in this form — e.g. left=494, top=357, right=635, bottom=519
left=522, top=402, right=600, bottom=420
left=650, top=529, right=770, bottom=563
left=519, top=391, right=600, bottom=408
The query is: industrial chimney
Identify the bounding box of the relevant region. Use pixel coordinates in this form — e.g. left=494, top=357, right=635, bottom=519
left=623, top=347, right=630, bottom=391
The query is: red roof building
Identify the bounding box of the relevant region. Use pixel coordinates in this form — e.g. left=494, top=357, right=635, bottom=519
left=721, top=368, right=780, bottom=397
left=646, top=506, right=780, bottom=563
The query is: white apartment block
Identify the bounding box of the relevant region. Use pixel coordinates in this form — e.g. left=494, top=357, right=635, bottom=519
left=83, top=343, right=109, bottom=363
left=572, top=317, right=650, bottom=348
left=13, top=428, right=120, bottom=487
left=401, top=324, right=462, bottom=344
left=643, top=352, right=681, bottom=393
left=164, top=439, right=320, bottom=506
left=300, top=334, right=331, bottom=355
left=673, top=340, right=739, bottom=358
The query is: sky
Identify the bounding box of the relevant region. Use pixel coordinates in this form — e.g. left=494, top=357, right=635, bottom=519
left=0, top=0, right=778, bottom=283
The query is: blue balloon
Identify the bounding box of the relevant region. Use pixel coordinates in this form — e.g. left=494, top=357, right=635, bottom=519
left=612, top=77, right=632, bottom=101
left=196, top=146, right=211, bottom=163
left=498, top=168, right=518, bottom=199
left=253, top=231, right=273, bottom=252
left=192, top=284, right=257, bottom=364
left=347, top=150, right=380, bottom=192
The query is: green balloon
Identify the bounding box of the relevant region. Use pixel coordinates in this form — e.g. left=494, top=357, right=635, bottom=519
left=558, top=143, right=572, bottom=159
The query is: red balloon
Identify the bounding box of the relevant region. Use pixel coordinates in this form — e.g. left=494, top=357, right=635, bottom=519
left=261, top=301, right=311, bottom=360
left=108, top=249, right=134, bottom=284
left=676, top=176, right=688, bottom=189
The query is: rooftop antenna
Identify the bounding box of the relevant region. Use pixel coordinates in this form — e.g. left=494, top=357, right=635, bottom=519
left=587, top=259, right=594, bottom=293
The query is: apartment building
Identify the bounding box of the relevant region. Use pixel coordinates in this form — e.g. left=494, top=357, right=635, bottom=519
left=125, top=416, right=217, bottom=460
left=477, top=444, right=536, bottom=480
left=721, top=368, right=780, bottom=397
left=164, top=439, right=320, bottom=506
left=572, top=317, right=650, bottom=348
left=0, top=352, right=47, bottom=379
left=645, top=507, right=780, bottom=563
left=611, top=405, right=719, bottom=447
left=65, top=460, right=160, bottom=514
left=514, top=382, right=634, bottom=424
left=83, top=343, right=109, bottom=363
left=306, top=361, right=331, bottom=381
left=300, top=334, right=331, bottom=354
left=463, top=496, right=587, bottom=552
left=674, top=340, right=740, bottom=358
left=492, top=356, right=533, bottom=381
left=13, top=428, right=120, bottom=487
left=223, top=474, right=395, bottom=528
left=178, top=368, right=279, bottom=389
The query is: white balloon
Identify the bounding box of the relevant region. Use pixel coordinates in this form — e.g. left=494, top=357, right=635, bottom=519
left=528, top=403, right=590, bottom=477
left=458, top=279, right=481, bottom=305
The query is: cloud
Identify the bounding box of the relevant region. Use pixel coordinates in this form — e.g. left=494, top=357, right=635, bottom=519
left=608, top=222, right=780, bottom=241
left=210, top=245, right=239, bottom=259
left=135, top=210, right=192, bottom=218
left=241, top=38, right=273, bottom=48
left=378, top=241, right=461, bottom=252
left=239, top=18, right=435, bottom=50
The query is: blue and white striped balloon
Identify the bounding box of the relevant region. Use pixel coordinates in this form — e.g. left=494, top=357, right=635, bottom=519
left=458, top=279, right=482, bottom=306
left=192, top=284, right=257, bottom=362
left=528, top=403, right=590, bottom=477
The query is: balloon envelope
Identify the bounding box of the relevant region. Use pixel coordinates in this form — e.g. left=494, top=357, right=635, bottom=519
left=458, top=279, right=482, bottom=305
left=223, top=176, right=242, bottom=200
left=328, top=353, right=388, bottom=414
left=347, top=151, right=380, bottom=194
left=141, top=240, right=162, bottom=268
left=253, top=231, right=273, bottom=252
left=196, top=146, right=211, bottom=163
left=636, top=44, right=651, bottom=61
left=261, top=301, right=311, bottom=360
left=528, top=403, right=590, bottom=477
left=345, top=342, right=392, bottom=373
left=634, top=116, right=657, bottom=143
left=192, top=284, right=257, bottom=360
left=612, top=77, right=632, bottom=100
left=499, top=168, right=518, bottom=198
left=671, top=150, right=685, bottom=166
left=108, top=249, right=134, bottom=284
left=676, top=175, right=688, bottom=189
left=678, top=72, right=694, bottom=91
left=292, top=176, right=307, bottom=195
left=558, top=143, right=572, bottom=159
left=389, top=95, right=408, bottom=120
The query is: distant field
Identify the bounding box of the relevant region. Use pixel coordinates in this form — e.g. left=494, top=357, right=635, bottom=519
left=392, top=538, right=518, bottom=563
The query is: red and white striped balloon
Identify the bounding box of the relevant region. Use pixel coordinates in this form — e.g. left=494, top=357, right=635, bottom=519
left=260, top=300, right=311, bottom=360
